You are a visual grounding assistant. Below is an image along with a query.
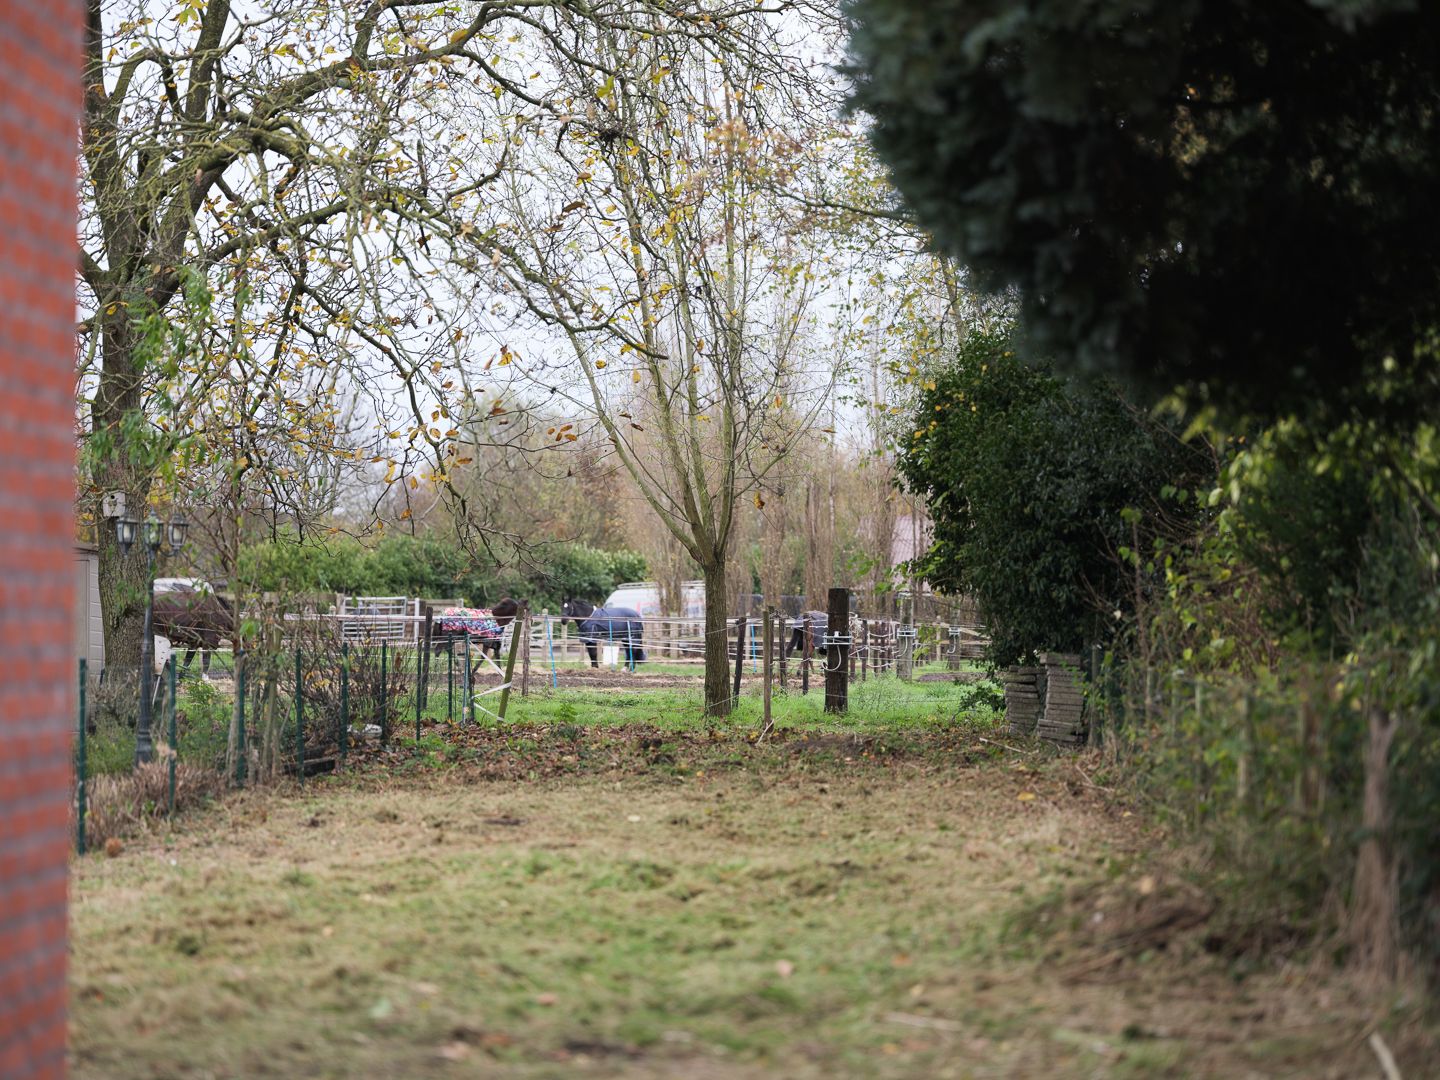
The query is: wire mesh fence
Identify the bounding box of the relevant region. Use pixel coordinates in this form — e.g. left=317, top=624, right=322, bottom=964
left=73, top=610, right=995, bottom=853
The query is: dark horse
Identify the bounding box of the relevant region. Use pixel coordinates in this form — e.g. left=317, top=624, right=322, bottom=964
left=784, top=610, right=829, bottom=659
left=562, top=598, right=646, bottom=667
left=152, top=587, right=235, bottom=675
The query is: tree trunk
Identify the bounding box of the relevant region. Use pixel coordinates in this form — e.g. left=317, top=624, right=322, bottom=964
left=93, top=317, right=152, bottom=672
left=97, top=528, right=151, bottom=678
left=702, top=559, right=731, bottom=716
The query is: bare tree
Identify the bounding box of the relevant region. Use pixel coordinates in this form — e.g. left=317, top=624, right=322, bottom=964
left=472, top=8, right=841, bottom=712
left=79, top=0, right=752, bottom=670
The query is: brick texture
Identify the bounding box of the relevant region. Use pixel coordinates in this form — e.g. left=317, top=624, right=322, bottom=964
left=0, top=2, right=82, bottom=1077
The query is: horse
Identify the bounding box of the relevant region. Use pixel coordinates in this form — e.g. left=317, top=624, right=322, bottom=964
left=433, top=598, right=519, bottom=660
left=784, top=610, right=829, bottom=659
left=561, top=598, right=646, bottom=668
left=151, top=586, right=234, bottom=676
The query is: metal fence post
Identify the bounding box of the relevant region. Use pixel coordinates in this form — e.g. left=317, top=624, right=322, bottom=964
left=168, top=655, right=177, bottom=815
left=379, top=640, right=389, bottom=744
left=235, top=651, right=246, bottom=787
left=463, top=632, right=472, bottom=724
left=295, top=648, right=305, bottom=785
left=340, top=641, right=349, bottom=767
left=545, top=613, right=558, bottom=688
left=761, top=607, right=774, bottom=735
left=415, top=641, right=424, bottom=743
left=76, top=659, right=86, bottom=855
left=420, top=606, right=434, bottom=713
left=447, top=640, right=454, bottom=721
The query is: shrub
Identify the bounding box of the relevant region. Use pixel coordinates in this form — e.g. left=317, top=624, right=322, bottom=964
left=899, top=329, right=1210, bottom=665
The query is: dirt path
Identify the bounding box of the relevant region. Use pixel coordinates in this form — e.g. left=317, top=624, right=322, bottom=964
left=69, top=739, right=1428, bottom=1078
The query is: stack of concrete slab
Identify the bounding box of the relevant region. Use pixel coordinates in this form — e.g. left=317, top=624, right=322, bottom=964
left=1003, top=666, right=1043, bottom=736
left=1037, top=652, right=1086, bottom=745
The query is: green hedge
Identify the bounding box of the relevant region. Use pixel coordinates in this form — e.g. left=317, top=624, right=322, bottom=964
left=237, top=534, right=645, bottom=610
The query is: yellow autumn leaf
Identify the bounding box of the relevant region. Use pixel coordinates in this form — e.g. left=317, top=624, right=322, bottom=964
left=1016, top=792, right=1036, bottom=802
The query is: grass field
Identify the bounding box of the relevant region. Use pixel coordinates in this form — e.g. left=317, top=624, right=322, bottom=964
left=69, top=681, right=1434, bottom=1078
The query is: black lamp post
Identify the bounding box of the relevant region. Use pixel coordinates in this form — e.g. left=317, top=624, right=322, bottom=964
left=116, top=512, right=188, bottom=765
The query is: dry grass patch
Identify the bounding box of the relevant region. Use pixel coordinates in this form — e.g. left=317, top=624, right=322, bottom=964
left=80, top=760, right=226, bottom=853
left=70, top=739, right=1432, bottom=1078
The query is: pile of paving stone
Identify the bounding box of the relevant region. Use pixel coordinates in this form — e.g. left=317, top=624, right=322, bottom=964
left=1002, top=654, right=1089, bottom=744
left=1036, top=652, right=1086, bottom=745
left=1002, top=666, right=1043, bottom=736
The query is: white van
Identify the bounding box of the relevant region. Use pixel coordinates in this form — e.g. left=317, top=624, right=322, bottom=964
left=603, top=580, right=706, bottom=619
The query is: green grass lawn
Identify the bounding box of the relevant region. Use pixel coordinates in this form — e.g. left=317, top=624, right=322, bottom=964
left=495, top=675, right=1000, bottom=735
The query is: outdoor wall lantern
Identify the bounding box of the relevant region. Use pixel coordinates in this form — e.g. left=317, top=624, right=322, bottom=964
left=114, top=514, right=138, bottom=556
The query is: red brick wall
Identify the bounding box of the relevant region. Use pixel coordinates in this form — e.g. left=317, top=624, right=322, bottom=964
left=0, top=2, right=82, bottom=1077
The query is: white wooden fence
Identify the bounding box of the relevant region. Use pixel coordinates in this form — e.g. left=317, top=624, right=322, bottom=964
left=277, top=607, right=988, bottom=669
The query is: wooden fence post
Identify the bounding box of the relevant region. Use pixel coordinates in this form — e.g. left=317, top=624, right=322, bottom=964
left=778, top=613, right=788, bottom=690
left=824, top=587, right=849, bottom=714
left=497, top=603, right=526, bottom=721
left=801, top=614, right=812, bottom=695
left=897, top=596, right=915, bottom=681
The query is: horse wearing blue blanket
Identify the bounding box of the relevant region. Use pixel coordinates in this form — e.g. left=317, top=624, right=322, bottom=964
left=562, top=598, right=646, bottom=667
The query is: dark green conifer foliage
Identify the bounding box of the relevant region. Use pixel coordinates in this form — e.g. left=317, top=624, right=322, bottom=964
left=845, top=1, right=1440, bottom=414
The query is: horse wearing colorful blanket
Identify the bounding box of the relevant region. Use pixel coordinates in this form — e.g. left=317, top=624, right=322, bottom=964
left=434, top=598, right=519, bottom=659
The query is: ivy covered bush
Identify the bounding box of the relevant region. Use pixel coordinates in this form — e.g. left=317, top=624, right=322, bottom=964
left=898, top=330, right=1210, bottom=665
